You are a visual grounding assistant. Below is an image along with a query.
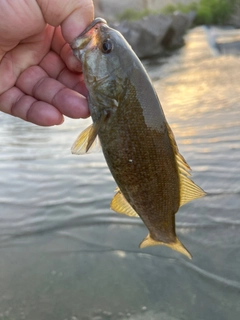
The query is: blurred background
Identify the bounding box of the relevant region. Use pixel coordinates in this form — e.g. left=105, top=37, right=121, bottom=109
left=0, top=1, right=240, bottom=319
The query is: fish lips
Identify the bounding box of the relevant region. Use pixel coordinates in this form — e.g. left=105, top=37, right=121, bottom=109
left=70, top=17, right=107, bottom=59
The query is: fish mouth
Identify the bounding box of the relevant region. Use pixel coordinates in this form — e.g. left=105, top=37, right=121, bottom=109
left=75, top=17, right=107, bottom=39
left=70, top=17, right=107, bottom=52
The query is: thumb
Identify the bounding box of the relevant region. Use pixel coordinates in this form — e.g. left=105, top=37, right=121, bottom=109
left=37, top=0, right=94, bottom=43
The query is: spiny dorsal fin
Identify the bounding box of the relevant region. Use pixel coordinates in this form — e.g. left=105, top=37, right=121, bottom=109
left=166, top=122, right=206, bottom=206
left=111, top=188, right=139, bottom=218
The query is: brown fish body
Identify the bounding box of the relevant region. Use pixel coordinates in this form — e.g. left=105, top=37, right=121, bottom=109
left=71, top=18, right=205, bottom=258
left=96, top=73, right=179, bottom=245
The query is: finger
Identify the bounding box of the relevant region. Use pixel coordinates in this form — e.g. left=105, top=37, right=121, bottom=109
left=57, top=68, right=88, bottom=97
left=0, top=87, right=63, bottom=126
left=50, top=21, right=83, bottom=73
left=0, top=86, right=23, bottom=114
left=50, top=26, right=81, bottom=72
left=16, top=65, right=89, bottom=118
left=39, top=51, right=87, bottom=96
left=50, top=26, right=66, bottom=56
left=39, top=50, right=66, bottom=79
left=0, top=25, right=54, bottom=95
left=37, top=0, right=94, bottom=42
left=0, top=0, right=44, bottom=44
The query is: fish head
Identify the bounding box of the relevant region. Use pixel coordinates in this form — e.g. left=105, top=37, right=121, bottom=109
left=71, top=18, right=136, bottom=104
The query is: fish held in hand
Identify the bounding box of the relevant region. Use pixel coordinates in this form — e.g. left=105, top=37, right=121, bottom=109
left=70, top=18, right=206, bottom=259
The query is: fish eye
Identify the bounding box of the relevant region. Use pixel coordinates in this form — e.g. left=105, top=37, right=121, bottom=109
left=102, top=39, right=113, bottom=54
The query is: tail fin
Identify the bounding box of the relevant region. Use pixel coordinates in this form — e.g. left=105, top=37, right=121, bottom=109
left=139, top=234, right=192, bottom=259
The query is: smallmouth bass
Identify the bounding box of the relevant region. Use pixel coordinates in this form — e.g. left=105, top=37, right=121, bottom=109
left=71, top=18, right=206, bottom=259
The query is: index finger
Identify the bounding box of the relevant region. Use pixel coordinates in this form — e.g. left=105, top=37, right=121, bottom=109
left=37, top=0, right=94, bottom=43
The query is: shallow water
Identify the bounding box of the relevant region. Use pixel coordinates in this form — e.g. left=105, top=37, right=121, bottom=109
left=0, top=27, right=240, bottom=320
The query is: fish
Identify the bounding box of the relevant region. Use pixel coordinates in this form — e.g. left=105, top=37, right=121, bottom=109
left=70, top=18, right=206, bottom=259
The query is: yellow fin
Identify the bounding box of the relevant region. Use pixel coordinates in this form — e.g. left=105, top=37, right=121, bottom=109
left=179, top=175, right=206, bottom=207
left=110, top=189, right=139, bottom=217
left=71, top=123, right=101, bottom=154
left=166, top=122, right=206, bottom=206
left=139, top=234, right=192, bottom=259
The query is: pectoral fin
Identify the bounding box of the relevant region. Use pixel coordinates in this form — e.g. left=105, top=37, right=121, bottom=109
left=71, top=123, right=101, bottom=154
left=139, top=234, right=192, bottom=259
left=71, top=112, right=109, bottom=154
left=110, top=189, right=139, bottom=218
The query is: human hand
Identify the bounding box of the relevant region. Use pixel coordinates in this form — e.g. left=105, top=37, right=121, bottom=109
left=0, top=0, right=94, bottom=126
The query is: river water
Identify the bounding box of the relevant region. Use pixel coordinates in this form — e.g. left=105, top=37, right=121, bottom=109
left=0, top=27, right=239, bottom=320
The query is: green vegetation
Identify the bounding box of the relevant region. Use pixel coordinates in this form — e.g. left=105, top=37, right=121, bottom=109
left=117, top=0, right=239, bottom=26
left=160, top=2, right=198, bottom=15
left=117, top=8, right=157, bottom=21
left=195, top=0, right=237, bottom=25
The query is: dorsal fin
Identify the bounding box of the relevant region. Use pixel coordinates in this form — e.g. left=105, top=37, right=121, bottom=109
left=166, top=122, right=206, bottom=206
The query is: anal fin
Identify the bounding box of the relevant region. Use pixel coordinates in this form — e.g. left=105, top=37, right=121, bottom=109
left=179, top=176, right=206, bottom=207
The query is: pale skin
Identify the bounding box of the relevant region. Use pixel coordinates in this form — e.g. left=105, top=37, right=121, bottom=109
left=0, top=0, right=94, bottom=126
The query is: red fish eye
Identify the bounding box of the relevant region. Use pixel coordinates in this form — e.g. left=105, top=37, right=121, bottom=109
left=102, top=40, right=113, bottom=54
